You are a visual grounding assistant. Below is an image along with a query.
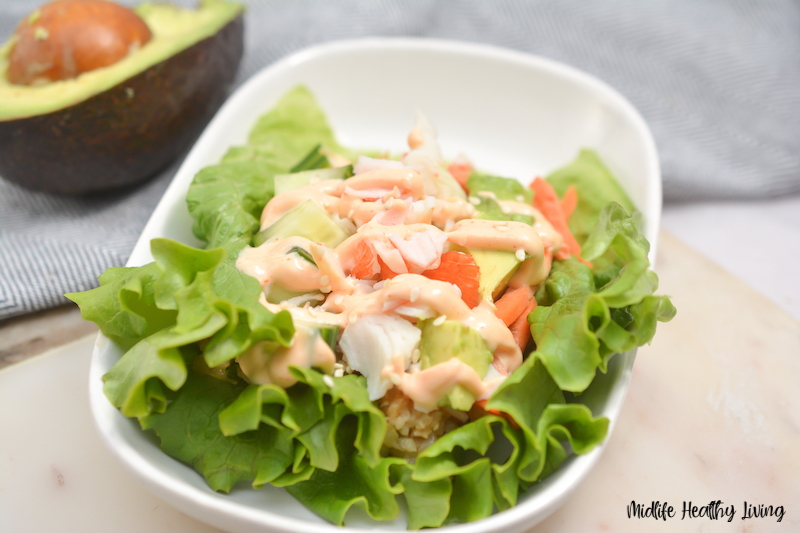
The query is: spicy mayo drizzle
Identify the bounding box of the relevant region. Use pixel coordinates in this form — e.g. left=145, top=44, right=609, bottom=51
left=235, top=136, right=567, bottom=410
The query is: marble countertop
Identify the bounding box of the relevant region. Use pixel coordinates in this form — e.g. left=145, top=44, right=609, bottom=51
left=1, top=200, right=799, bottom=532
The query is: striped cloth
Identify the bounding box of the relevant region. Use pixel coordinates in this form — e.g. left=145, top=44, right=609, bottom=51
left=1, top=0, right=799, bottom=318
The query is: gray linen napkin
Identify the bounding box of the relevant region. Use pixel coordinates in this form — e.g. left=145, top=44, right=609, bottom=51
left=1, top=0, right=799, bottom=319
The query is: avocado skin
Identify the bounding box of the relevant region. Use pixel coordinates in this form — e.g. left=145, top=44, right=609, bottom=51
left=0, top=15, right=243, bottom=195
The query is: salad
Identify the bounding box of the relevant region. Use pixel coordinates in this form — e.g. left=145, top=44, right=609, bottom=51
left=68, top=86, right=675, bottom=528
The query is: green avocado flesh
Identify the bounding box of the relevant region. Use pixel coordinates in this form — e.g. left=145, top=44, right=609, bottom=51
left=451, top=245, right=521, bottom=302
left=418, top=319, right=493, bottom=411
left=0, top=0, right=243, bottom=120
left=471, top=249, right=522, bottom=301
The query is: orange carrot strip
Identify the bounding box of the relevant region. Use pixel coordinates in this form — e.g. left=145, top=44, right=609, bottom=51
left=509, top=297, right=537, bottom=351
left=493, top=285, right=533, bottom=326
left=447, top=160, right=472, bottom=192
left=530, top=177, right=591, bottom=267
left=560, top=185, right=578, bottom=221
left=423, top=251, right=481, bottom=308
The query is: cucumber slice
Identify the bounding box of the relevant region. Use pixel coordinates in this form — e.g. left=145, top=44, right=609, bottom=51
left=274, top=165, right=354, bottom=196
left=254, top=199, right=352, bottom=248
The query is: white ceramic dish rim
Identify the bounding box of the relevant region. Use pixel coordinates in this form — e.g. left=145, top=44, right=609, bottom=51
left=89, top=37, right=660, bottom=533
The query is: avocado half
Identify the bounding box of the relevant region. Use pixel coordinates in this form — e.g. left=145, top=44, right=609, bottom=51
left=0, top=0, right=244, bottom=195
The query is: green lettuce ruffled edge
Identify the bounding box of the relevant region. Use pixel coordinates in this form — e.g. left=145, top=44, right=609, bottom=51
left=66, top=85, right=675, bottom=529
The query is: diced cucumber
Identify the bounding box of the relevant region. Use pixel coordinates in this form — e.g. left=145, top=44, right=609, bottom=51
left=288, top=245, right=316, bottom=266
left=316, top=324, right=341, bottom=350
left=290, top=144, right=331, bottom=172
left=253, top=199, right=352, bottom=248
left=294, top=321, right=341, bottom=351
left=274, top=165, right=354, bottom=196
left=265, top=284, right=320, bottom=305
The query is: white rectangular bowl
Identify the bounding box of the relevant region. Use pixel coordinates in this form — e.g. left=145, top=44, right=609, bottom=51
left=90, top=38, right=661, bottom=533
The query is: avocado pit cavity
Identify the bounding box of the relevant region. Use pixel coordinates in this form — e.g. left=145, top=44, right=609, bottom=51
left=8, top=0, right=152, bottom=86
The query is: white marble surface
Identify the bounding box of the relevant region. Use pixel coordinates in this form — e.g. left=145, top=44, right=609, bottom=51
left=2, top=230, right=798, bottom=532
left=661, top=194, right=800, bottom=322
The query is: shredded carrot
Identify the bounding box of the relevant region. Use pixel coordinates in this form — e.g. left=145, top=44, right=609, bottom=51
left=560, top=185, right=578, bottom=221
left=350, top=241, right=378, bottom=279
left=508, top=297, right=537, bottom=351
left=493, top=285, right=533, bottom=326
left=447, top=160, right=472, bottom=192
left=530, top=177, right=591, bottom=267
left=472, top=399, right=520, bottom=428
left=423, top=251, right=481, bottom=308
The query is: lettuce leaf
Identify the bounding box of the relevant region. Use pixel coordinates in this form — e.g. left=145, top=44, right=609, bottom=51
left=65, top=263, right=175, bottom=343
left=286, top=417, right=405, bottom=525
left=467, top=172, right=533, bottom=203
left=546, top=149, right=635, bottom=245
left=186, top=86, right=349, bottom=250
left=86, top=238, right=294, bottom=419
left=469, top=193, right=535, bottom=225
left=530, top=203, right=675, bottom=392
left=140, top=372, right=296, bottom=492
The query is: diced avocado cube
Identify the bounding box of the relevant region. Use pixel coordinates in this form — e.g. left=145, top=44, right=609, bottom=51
left=451, top=245, right=521, bottom=302
left=253, top=199, right=351, bottom=248
left=471, top=249, right=522, bottom=301
left=418, top=319, right=493, bottom=411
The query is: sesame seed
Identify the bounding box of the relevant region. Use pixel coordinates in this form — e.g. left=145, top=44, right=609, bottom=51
left=348, top=209, right=355, bottom=219
left=433, top=315, right=446, bottom=326
left=410, top=286, right=420, bottom=303
left=468, top=196, right=481, bottom=206
left=388, top=373, right=401, bottom=386
left=515, top=194, right=525, bottom=202
left=411, top=349, right=421, bottom=364
left=320, top=275, right=330, bottom=286
left=515, top=249, right=526, bottom=261
left=333, top=368, right=344, bottom=378
left=322, top=375, right=335, bottom=388
left=385, top=197, right=394, bottom=209
left=495, top=225, right=509, bottom=232
left=335, top=295, right=345, bottom=305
